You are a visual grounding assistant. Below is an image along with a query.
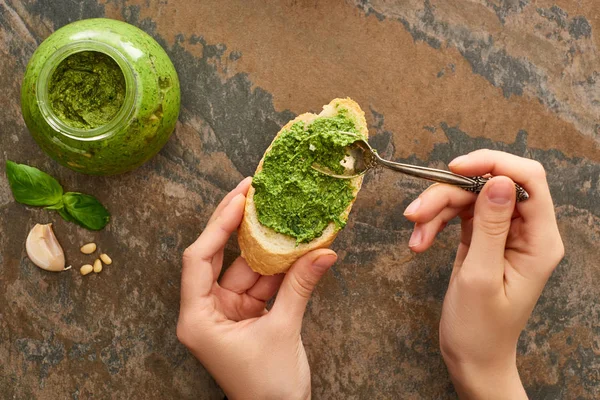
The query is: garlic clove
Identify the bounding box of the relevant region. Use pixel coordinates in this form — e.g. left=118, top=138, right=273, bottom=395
left=26, top=223, right=67, bottom=272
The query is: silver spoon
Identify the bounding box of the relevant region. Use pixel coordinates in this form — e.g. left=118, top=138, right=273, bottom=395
left=311, top=132, right=529, bottom=202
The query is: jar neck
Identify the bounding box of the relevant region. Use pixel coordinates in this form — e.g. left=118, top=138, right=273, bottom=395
left=36, top=41, right=137, bottom=141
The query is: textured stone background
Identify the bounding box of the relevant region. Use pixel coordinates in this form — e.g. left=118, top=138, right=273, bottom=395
left=1, top=0, right=599, bottom=399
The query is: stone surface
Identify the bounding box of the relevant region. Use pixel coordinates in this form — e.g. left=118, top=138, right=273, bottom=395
left=1, top=0, right=599, bottom=398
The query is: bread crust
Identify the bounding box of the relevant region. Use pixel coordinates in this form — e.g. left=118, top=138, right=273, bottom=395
left=238, top=98, right=368, bottom=275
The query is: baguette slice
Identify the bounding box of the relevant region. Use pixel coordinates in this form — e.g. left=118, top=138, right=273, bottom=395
left=238, top=98, right=368, bottom=275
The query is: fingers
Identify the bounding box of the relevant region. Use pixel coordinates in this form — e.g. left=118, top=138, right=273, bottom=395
left=219, top=256, right=285, bottom=302
left=271, top=249, right=337, bottom=329
left=191, top=193, right=246, bottom=263
left=408, top=207, right=459, bottom=252
left=403, top=184, right=476, bottom=224
left=219, top=257, right=260, bottom=293
left=181, top=193, right=247, bottom=303
left=463, top=176, right=516, bottom=281
left=404, top=184, right=476, bottom=253
left=247, top=274, right=285, bottom=302
left=207, top=177, right=252, bottom=226
left=449, top=150, right=555, bottom=230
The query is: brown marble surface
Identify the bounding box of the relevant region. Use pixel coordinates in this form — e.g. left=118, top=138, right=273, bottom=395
left=1, top=1, right=599, bottom=399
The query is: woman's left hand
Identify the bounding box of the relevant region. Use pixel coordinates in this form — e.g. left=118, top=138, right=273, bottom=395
left=177, top=177, right=337, bottom=400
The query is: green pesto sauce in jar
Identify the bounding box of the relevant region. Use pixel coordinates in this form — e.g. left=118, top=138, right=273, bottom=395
left=252, top=110, right=364, bottom=243
left=48, top=51, right=126, bottom=130
left=21, top=18, right=180, bottom=175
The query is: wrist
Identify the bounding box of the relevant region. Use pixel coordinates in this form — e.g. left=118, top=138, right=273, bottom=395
left=446, top=361, right=527, bottom=400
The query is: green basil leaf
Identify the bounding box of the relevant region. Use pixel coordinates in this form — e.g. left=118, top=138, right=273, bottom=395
left=5, top=161, right=63, bottom=206
left=45, top=199, right=77, bottom=223
left=45, top=197, right=64, bottom=210
left=63, top=192, right=110, bottom=231
left=57, top=207, right=77, bottom=223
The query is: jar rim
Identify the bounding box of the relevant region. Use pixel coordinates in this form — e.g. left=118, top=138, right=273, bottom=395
left=36, top=40, right=137, bottom=141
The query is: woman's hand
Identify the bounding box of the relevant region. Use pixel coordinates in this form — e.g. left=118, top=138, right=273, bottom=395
left=403, top=150, right=564, bottom=399
left=177, top=177, right=337, bottom=400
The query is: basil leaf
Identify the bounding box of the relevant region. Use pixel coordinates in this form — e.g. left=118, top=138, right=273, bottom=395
left=5, top=160, right=63, bottom=206
left=45, top=199, right=77, bottom=223
left=45, top=198, right=63, bottom=210
left=57, top=207, right=77, bottom=223
left=63, top=192, right=110, bottom=230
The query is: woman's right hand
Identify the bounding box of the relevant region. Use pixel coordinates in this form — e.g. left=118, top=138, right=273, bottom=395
left=403, top=150, right=564, bottom=399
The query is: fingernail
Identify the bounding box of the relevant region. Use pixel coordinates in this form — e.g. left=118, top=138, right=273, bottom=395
left=313, top=254, right=337, bottom=271
left=404, top=197, right=421, bottom=215
left=237, top=177, right=252, bottom=187
left=408, top=226, right=422, bottom=247
left=449, top=155, right=468, bottom=167
left=487, top=179, right=513, bottom=205
left=231, top=193, right=246, bottom=204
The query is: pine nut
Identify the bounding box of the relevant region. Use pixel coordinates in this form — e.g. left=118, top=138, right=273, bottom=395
left=100, top=253, right=112, bottom=265
left=80, top=243, right=97, bottom=254
left=80, top=264, right=93, bottom=275
left=93, top=259, right=102, bottom=273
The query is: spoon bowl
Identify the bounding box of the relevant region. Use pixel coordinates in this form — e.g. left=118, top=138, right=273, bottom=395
left=311, top=136, right=375, bottom=179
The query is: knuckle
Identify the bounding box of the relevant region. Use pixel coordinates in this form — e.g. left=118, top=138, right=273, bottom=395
left=475, top=216, right=510, bottom=239
left=177, top=316, right=212, bottom=354
left=475, top=148, right=495, bottom=161
left=289, top=271, right=316, bottom=300
left=529, top=160, right=547, bottom=178
left=422, top=183, right=440, bottom=195
left=472, top=148, right=491, bottom=157
left=182, top=246, right=195, bottom=262
left=183, top=245, right=206, bottom=264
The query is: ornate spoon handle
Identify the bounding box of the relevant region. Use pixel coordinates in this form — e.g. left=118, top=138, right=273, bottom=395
left=461, top=176, right=529, bottom=202
left=374, top=157, right=530, bottom=202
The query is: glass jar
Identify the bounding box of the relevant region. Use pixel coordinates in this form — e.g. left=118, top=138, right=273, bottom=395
left=21, top=18, right=180, bottom=175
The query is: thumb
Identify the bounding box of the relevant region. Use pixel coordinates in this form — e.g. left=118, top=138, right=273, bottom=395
left=271, top=249, right=337, bottom=328
left=466, top=176, right=516, bottom=273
